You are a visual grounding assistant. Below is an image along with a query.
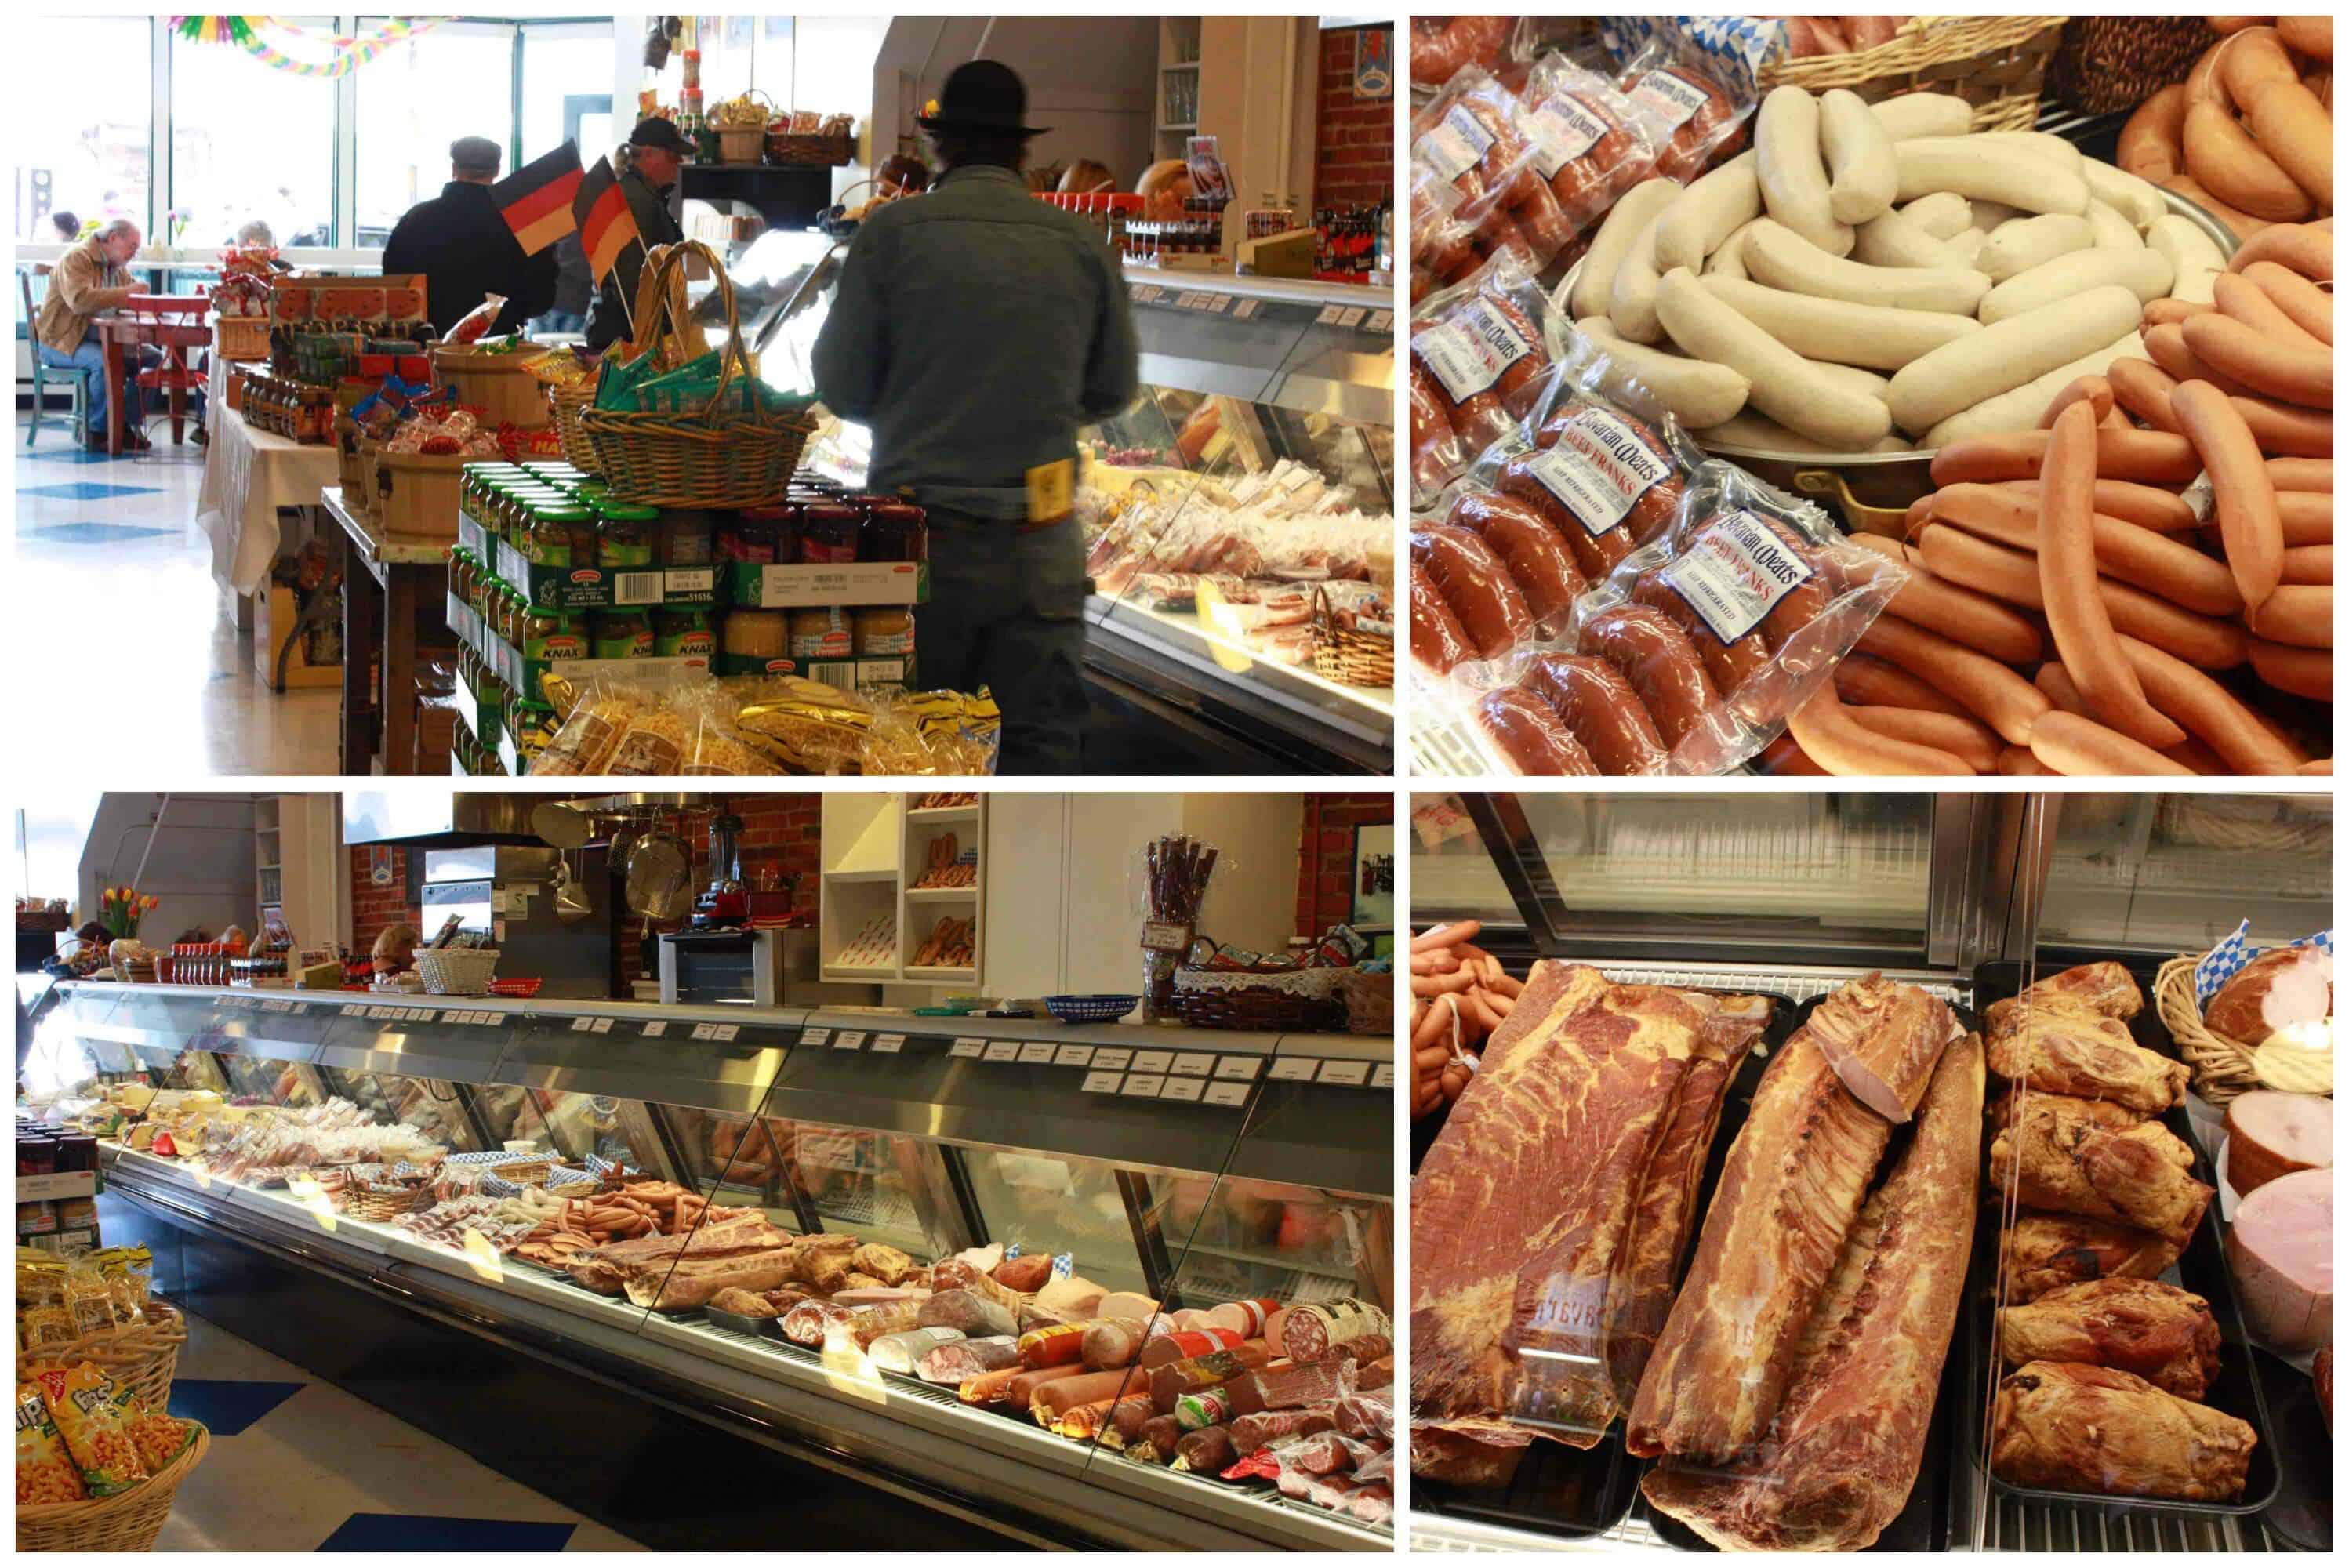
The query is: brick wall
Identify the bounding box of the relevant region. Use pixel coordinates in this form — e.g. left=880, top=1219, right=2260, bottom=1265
left=349, top=846, right=421, bottom=960
left=1295, top=792, right=1395, bottom=938
left=1314, top=24, right=1394, bottom=212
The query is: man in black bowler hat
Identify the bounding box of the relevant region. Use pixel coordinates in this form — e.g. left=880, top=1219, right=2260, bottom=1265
left=812, top=59, right=1139, bottom=776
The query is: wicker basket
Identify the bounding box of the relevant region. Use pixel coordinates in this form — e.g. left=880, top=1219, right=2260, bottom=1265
left=340, top=1182, right=435, bottom=1222
left=214, top=316, right=270, bottom=359
left=16, top=1421, right=210, bottom=1552
left=1760, top=15, right=2067, bottom=132
left=17, top=1300, right=187, bottom=1417
left=431, top=344, right=555, bottom=430
left=1340, top=967, right=1394, bottom=1038
left=716, top=126, right=765, bottom=164
left=766, top=132, right=855, bottom=167
left=2046, top=17, right=2218, bottom=115
left=2153, top=953, right=2264, bottom=1105
left=1172, top=967, right=1348, bottom=1032
left=579, top=241, right=815, bottom=509
left=488, top=1156, right=553, bottom=1185
left=415, top=946, right=499, bottom=996
left=1312, top=587, right=1395, bottom=690
left=374, top=448, right=468, bottom=539
left=546, top=382, right=602, bottom=474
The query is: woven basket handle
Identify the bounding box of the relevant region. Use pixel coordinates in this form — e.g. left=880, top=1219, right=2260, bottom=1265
left=632, top=238, right=764, bottom=426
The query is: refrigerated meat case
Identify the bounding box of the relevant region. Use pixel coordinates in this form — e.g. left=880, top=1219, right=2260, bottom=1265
left=1409, top=789, right=2332, bottom=1555
left=42, top=985, right=1392, bottom=1550
left=732, top=230, right=1395, bottom=774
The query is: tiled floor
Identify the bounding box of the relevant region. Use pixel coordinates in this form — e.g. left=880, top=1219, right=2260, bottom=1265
left=11, top=409, right=340, bottom=775
left=156, top=1311, right=641, bottom=1552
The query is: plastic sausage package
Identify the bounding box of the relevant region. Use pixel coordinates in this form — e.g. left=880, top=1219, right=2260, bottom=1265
left=1410, top=67, right=1576, bottom=278
left=1519, top=53, right=1665, bottom=239
left=1409, top=250, right=1565, bottom=506
left=1609, top=38, right=1754, bottom=185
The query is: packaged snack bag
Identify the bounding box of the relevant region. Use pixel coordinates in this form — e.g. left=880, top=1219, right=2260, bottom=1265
left=127, top=1410, right=194, bottom=1475
left=16, top=1382, right=89, bottom=1505
left=35, top=1364, right=151, bottom=1496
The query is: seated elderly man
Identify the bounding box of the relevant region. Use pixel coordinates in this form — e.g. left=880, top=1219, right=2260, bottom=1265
left=34, top=218, right=156, bottom=452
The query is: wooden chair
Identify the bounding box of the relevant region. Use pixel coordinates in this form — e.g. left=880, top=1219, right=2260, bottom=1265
left=19, top=270, right=89, bottom=446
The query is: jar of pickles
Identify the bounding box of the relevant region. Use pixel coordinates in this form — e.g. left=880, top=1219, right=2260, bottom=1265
left=592, top=608, right=654, bottom=659
left=597, top=503, right=660, bottom=571
left=654, top=605, right=716, bottom=658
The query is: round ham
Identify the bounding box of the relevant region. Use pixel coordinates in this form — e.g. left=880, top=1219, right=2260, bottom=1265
left=2225, top=1091, right=2333, bottom=1197
left=2206, top=946, right=2333, bottom=1046
left=2226, top=1167, right=2333, bottom=1353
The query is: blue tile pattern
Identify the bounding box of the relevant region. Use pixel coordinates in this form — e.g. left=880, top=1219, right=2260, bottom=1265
left=21, top=523, right=178, bottom=546
left=318, top=1515, right=580, bottom=1552
left=18, top=480, right=165, bottom=499
left=20, top=445, right=127, bottom=464
left=165, top=1377, right=306, bottom=1436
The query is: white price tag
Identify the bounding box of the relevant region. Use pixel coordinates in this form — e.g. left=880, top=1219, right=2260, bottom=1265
left=591, top=1017, right=613, bottom=1033
left=1203, top=1081, right=1251, bottom=1109
left=1316, top=303, right=1344, bottom=325
left=832, top=1031, right=866, bottom=1051
left=1132, top=1050, right=1174, bottom=1074
left=1159, top=1076, right=1206, bottom=1103
left=262, top=1000, right=292, bottom=1013
left=1121, top=1073, right=1167, bottom=1098
left=949, top=1037, right=985, bottom=1058
left=369, top=1006, right=395, bottom=1021
left=690, top=1022, right=719, bottom=1040
left=572, top=1015, right=596, bottom=1032
left=710, top=1023, right=737, bottom=1041
left=1133, top=284, right=1164, bottom=303
left=1172, top=1052, right=1216, bottom=1077
left=1336, top=307, right=1367, bottom=328
left=1053, top=1044, right=1095, bottom=1068
left=1232, top=299, right=1260, bottom=319
left=341, top=1004, right=369, bottom=1018
left=1206, top=295, right=1230, bottom=314
left=1092, top=1047, right=1133, bottom=1071
left=982, top=1040, right=1020, bottom=1063
left=665, top=567, right=715, bottom=595
left=641, top=1021, right=667, bottom=1038
left=1367, top=310, right=1392, bottom=334
left=1371, top=1062, right=1397, bottom=1089
left=1017, top=1041, right=1056, bottom=1065
left=872, top=1033, right=905, bottom=1054
left=1268, top=1057, right=1317, bottom=1082
left=1317, top=1059, right=1371, bottom=1086
left=800, top=1028, right=831, bottom=1047
left=1081, top=1069, right=1123, bottom=1094
left=1214, top=1055, right=1260, bottom=1080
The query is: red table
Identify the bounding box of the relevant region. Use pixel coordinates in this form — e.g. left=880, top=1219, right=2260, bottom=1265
left=96, top=296, right=212, bottom=456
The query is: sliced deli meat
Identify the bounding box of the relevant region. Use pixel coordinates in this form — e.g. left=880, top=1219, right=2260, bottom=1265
left=2227, top=1166, right=2333, bottom=1353
left=2224, top=1090, right=2333, bottom=1197
left=2206, top=945, right=2333, bottom=1046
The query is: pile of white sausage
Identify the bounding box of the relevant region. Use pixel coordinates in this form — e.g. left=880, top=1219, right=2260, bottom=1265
left=1569, top=88, right=2227, bottom=453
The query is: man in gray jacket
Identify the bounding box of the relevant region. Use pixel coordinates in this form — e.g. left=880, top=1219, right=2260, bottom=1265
left=812, top=60, right=1139, bottom=775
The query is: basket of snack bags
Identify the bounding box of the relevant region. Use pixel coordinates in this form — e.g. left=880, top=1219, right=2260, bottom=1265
left=764, top=110, right=857, bottom=166
left=708, top=91, right=775, bottom=164
left=16, top=1361, right=209, bottom=1552
left=16, top=1250, right=184, bottom=1417
left=528, top=347, right=603, bottom=474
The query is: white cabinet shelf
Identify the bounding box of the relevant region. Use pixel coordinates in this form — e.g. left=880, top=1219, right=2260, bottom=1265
left=818, top=794, right=987, bottom=986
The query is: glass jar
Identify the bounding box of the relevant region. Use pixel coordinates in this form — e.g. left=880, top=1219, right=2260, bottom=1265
left=447, top=546, right=470, bottom=608
left=591, top=608, right=653, bottom=659
left=722, top=608, right=789, bottom=662
left=853, top=606, right=916, bottom=659
left=597, top=503, right=659, bottom=571
left=523, top=608, right=586, bottom=669
left=659, top=508, right=718, bottom=569
left=724, top=506, right=790, bottom=564
left=788, top=606, right=854, bottom=665
left=796, top=502, right=861, bottom=565
left=502, top=583, right=528, bottom=648
left=525, top=505, right=578, bottom=567
left=654, top=605, right=716, bottom=659
left=858, top=498, right=928, bottom=562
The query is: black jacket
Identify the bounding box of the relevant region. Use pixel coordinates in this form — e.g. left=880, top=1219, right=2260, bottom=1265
left=381, top=180, right=557, bottom=338
left=583, top=168, right=685, bottom=351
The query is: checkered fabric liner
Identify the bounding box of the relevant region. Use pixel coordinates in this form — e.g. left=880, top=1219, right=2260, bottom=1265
left=1599, top=15, right=1784, bottom=100
left=997, top=1245, right=1076, bottom=1279
left=2195, top=921, right=2336, bottom=1004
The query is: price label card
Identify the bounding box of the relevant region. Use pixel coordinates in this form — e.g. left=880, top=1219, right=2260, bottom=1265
left=1133, top=284, right=1164, bottom=304
left=1206, top=295, right=1231, bottom=314
left=261, top=1000, right=292, bottom=1013
left=832, top=1031, right=866, bottom=1052
left=1132, top=1051, right=1174, bottom=1074
left=1232, top=298, right=1261, bottom=319
left=982, top=1040, right=1020, bottom=1063
left=1171, top=1052, right=1216, bottom=1077
left=1317, top=1059, right=1371, bottom=1087
left=1214, top=1055, right=1260, bottom=1080
left=1371, top=1062, right=1396, bottom=1089
left=800, top=1028, right=832, bottom=1047
left=571, top=1016, right=596, bottom=1033
left=1203, top=1080, right=1251, bottom=1108
left=1121, top=1073, right=1166, bottom=1098
left=590, top=1017, right=614, bottom=1034
left=949, top=1037, right=986, bottom=1059
left=1316, top=304, right=1345, bottom=325
left=1092, top=1047, right=1133, bottom=1072
left=1367, top=310, right=1393, bottom=334
left=1017, top=1041, right=1056, bottom=1065
left=1139, top=920, right=1193, bottom=953
left=340, top=1004, right=369, bottom=1018
left=1336, top=306, right=1367, bottom=328
left=1053, top=1044, right=1095, bottom=1068
left=1268, top=1057, right=1318, bottom=1082
left=1081, top=1070, right=1122, bottom=1094
left=872, top=1033, right=906, bottom=1054
left=641, top=1021, right=668, bottom=1038
left=1159, top=1076, right=1206, bottom=1103
left=690, top=1022, right=719, bottom=1040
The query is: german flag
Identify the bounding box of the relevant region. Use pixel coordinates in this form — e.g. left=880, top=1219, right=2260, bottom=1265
left=492, top=140, right=583, bottom=256
left=574, top=154, right=641, bottom=286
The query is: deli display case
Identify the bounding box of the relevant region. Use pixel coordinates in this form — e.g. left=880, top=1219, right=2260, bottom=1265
left=735, top=227, right=1396, bottom=774
left=32, top=985, right=1393, bottom=1551
left=1407, top=789, right=2332, bottom=1555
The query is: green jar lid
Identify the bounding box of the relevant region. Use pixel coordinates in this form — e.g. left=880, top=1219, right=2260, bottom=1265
left=597, top=503, right=660, bottom=521
left=539, top=506, right=594, bottom=522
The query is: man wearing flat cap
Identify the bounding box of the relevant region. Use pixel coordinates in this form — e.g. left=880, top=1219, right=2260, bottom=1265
left=382, top=135, right=556, bottom=338
left=582, top=117, right=691, bottom=352
left=813, top=60, right=1138, bottom=775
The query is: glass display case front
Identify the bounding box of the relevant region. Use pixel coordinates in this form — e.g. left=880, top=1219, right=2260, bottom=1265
left=37, top=985, right=1393, bottom=1550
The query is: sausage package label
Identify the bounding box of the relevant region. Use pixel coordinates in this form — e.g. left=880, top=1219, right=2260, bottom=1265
left=1416, top=104, right=1497, bottom=183
left=1627, top=68, right=1709, bottom=131
left=1526, top=93, right=1609, bottom=180
left=1522, top=410, right=1670, bottom=534
left=1658, top=510, right=1817, bottom=643
left=1417, top=299, right=1535, bottom=404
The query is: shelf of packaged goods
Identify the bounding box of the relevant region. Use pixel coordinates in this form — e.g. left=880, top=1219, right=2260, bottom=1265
left=904, top=887, right=978, bottom=902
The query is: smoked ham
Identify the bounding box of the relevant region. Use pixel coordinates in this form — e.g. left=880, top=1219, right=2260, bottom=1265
left=1640, top=1033, right=1982, bottom=1550
left=2224, top=1090, right=2333, bottom=1196
left=1997, top=1278, right=2222, bottom=1399
left=1991, top=1360, right=2256, bottom=1501
left=1988, top=1096, right=2214, bottom=1243
left=1984, top=996, right=2189, bottom=1113
left=1983, top=961, right=2144, bottom=1029
left=1806, top=972, right=1958, bottom=1123
left=2227, top=1167, right=2332, bottom=1352
left=2205, top=946, right=2333, bottom=1045
left=2001, top=1210, right=2185, bottom=1303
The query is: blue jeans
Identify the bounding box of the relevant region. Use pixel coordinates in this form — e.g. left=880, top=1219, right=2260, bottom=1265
left=536, top=310, right=586, bottom=334
left=35, top=329, right=150, bottom=439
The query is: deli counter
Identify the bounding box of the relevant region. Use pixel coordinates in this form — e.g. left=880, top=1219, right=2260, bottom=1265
left=734, top=230, right=1396, bottom=775
left=33, top=984, right=1393, bottom=1551
left=1408, top=789, right=2332, bottom=1555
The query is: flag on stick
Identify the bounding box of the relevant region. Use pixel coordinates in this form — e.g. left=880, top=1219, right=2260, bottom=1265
left=492, top=140, right=584, bottom=255
left=574, top=154, right=641, bottom=285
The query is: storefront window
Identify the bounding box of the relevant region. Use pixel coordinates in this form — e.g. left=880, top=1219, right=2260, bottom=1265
left=354, top=21, right=517, bottom=245
left=688, top=15, right=792, bottom=107
left=13, top=16, right=152, bottom=241
left=169, top=20, right=337, bottom=249
left=520, top=22, right=616, bottom=166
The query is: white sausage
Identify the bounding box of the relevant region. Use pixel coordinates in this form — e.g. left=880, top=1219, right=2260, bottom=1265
left=1569, top=177, right=1683, bottom=323
left=1700, top=274, right=1983, bottom=370
left=1654, top=267, right=1894, bottom=449
left=2082, top=159, right=2166, bottom=230
left=1889, top=285, right=2145, bottom=434
left=1697, top=410, right=1913, bottom=454
left=1607, top=211, right=1669, bottom=343
left=1978, top=129, right=2085, bottom=174
left=2144, top=214, right=2228, bottom=303
left=1809, top=358, right=1893, bottom=404
left=1853, top=204, right=1956, bottom=268
left=1977, top=248, right=2174, bottom=325
left=1653, top=151, right=1761, bottom=274
left=1820, top=88, right=1900, bottom=224
left=1870, top=92, right=1974, bottom=141
left=1572, top=317, right=1753, bottom=430
left=2083, top=198, right=2146, bottom=251
left=1940, top=227, right=1987, bottom=267
left=1757, top=89, right=1847, bottom=252
left=1744, top=217, right=1992, bottom=314
left=1970, top=199, right=2023, bottom=232
left=1894, top=137, right=2090, bottom=214
left=1701, top=218, right=1763, bottom=280
left=1899, top=191, right=1973, bottom=240
left=1921, top=334, right=2150, bottom=447
left=1977, top=213, right=2097, bottom=283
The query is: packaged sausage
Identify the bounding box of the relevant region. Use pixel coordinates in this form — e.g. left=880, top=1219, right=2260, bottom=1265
left=1058, top=1392, right=1153, bottom=1441
left=849, top=1298, right=925, bottom=1350
left=1094, top=1291, right=1161, bottom=1323
left=957, top=1363, right=1027, bottom=1406
left=1412, top=526, right=1536, bottom=666
left=1202, top=1298, right=1282, bottom=1338
left=1080, top=1317, right=1152, bottom=1370
left=1520, top=53, right=1663, bottom=237
left=1355, top=1356, right=1395, bottom=1392
left=867, top=1326, right=965, bottom=1375
left=1149, top=1340, right=1276, bottom=1412
left=1328, top=1333, right=1392, bottom=1368
left=1229, top=1404, right=1342, bottom=1452
left=917, top=1288, right=1019, bottom=1340
left=1410, top=16, right=1509, bottom=93
left=1003, top=1363, right=1094, bottom=1410
left=1101, top=1394, right=1158, bottom=1451
left=1134, top=1414, right=1185, bottom=1464
left=1015, top=1322, right=1091, bottom=1370
left=1138, top=1326, right=1246, bottom=1370
left=779, top=1298, right=855, bottom=1348
left=1282, top=1300, right=1392, bottom=1363
left=1411, top=67, right=1574, bottom=272
left=1409, top=252, right=1560, bottom=486
left=1410, top=361, right=1468, bottom=506
left=1174, top=1387, right=1236, bottom=1430
left=1174, top=1425, right=1238, bottom=1473
left=1031, top=1368, right=1145, bottom=1424
left=1410, top=162, right=1482, bottom=294
left=1610, top=38, right=1752, bottom=185
left=1228, top=1355, right=1357, bottom=1418
left=918, top=1334, right=1018, bottom=1385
